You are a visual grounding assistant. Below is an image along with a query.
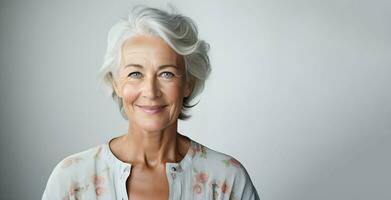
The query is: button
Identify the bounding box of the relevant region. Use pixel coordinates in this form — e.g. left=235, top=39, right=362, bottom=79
left=171, top=166, right=177, bottom=171
left=124, top=167, right=130, bottom=173
left=120, top=167, right=130, bottom=179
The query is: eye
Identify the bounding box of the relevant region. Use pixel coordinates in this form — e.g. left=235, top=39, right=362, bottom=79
left=128, top=72, right=142, bottom=79
left=160, top=72, right=174, bottom=79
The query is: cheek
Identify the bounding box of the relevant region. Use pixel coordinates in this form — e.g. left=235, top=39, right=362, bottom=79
left=121, top=84, right=138, bottom=104
left=163, top=84, right=184, bottom=101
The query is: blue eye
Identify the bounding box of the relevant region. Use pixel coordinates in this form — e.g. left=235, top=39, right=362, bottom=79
left=128, top=72, right=142, bottom=79
left=161, top=72, right=174, bottom=79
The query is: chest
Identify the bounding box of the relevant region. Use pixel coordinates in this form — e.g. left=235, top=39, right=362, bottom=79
left=126, top=167, right=169, bottom=200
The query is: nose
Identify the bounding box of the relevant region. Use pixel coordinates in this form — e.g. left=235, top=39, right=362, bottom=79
left=142, top=76, right=161, bottom=99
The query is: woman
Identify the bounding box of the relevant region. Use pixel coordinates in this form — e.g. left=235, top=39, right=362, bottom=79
left=42, top=5, right=260, bottom=200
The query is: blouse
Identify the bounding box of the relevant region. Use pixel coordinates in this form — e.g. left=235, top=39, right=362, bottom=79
left=42, top=138, right=260, bottom=200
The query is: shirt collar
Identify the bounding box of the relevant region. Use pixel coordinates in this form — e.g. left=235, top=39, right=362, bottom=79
left=102, top=137, right=196, bottom=174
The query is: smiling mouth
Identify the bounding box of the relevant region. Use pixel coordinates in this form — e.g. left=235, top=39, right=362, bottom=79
left=136, top=105, right=167, bottom=114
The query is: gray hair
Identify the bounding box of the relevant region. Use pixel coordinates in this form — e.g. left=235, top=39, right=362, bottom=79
left=98, top=5, right=211, bottom=120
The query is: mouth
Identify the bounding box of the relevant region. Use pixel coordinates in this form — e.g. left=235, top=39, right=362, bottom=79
left=136, top=105, right=167, bottom=114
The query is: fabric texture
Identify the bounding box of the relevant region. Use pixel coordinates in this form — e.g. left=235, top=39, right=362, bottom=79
left=42, top=138, right=260, bottom=200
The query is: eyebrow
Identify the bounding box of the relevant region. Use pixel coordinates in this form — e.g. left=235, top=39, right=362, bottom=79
left=124, top=64, right=178, bottom=70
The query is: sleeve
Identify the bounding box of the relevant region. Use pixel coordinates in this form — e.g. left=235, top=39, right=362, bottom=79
left=41, top=160, right=71, bottom=200
left=230, top=162, right=260, bottom=200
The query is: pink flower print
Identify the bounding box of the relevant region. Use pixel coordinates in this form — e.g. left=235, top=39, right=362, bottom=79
left=229, top=158, right=241, bottom=167
left=222, top=157, right=241, bottom=168
left=95, top=186, right=104, bottom=196
left=61, top=157, right=82, bottom=168
left=91, top=175, right=105, bottom=186
left=195, top=172, right=209, bottom=184
left=61, top=159, right=73, bottom=168
left=221, top=181, right=230, bottom=193
left=91, top=174, right=105, bottom=196
left=193, top=183, right=203, bottom=194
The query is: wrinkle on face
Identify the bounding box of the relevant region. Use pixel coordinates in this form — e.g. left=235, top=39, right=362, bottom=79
left=112, top=34, right=191, bottom=132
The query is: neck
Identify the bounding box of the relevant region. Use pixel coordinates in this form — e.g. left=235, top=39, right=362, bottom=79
left=121, top=120, right=182, bottom=168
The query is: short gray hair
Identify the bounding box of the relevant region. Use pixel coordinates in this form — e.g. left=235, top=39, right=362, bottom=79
left=98, top=5, right=211, bottom=120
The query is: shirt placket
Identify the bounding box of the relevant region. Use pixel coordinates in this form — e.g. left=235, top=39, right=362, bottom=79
left=167, top=163, right=184, bottom=200
left=119, top=164, right=131, bottom=200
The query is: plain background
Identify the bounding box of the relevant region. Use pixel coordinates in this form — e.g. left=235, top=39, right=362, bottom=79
left=1, top=0, right=390, bottom=199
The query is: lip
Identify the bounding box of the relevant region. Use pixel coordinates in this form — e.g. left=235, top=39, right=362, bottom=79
left=136, top=105, right=167, bottom=114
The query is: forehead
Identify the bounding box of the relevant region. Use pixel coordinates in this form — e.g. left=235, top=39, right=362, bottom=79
left=121, top=35, right=179, bottom=63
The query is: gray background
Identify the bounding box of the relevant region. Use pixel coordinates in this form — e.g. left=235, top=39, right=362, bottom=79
left=0, top=0, right=390, bottom=199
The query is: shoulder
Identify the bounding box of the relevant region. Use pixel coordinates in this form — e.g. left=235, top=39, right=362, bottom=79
left=190, top=141, right=260, bottom=199
left=53, top=144, right=105, bottom=175
left=42, top=144, right=106, bottom=199
left=191, top=142, right=246, bottom=176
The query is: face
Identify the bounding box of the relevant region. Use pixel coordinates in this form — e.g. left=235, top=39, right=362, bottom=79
left=113, top=35, right=192, bottom=132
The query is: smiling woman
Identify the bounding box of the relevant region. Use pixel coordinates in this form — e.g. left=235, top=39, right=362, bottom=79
left=112, top=35, right=192, bottom=132
left=42, top=4, right=260, bottom=200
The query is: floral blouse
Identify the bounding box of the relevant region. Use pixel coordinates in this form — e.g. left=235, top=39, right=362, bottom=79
left=42, top=138, right=260, bottom=200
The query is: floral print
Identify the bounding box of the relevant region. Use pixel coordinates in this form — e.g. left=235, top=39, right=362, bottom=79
left=221, top=181, right=230, bottom=193
left=62, top=181, right=89, bottom=200
left=190, top=143, right=207, bottom=158
left=192, top=170, right=210, bottom=195
left=208, top=179, right=232, bottom=199
left=91, top=174, right=105, bottom=196
left=195, top=171, right=209, bottom=183
left=43, top=139, right=259, bottom=200
left=193, top=183, right=203, bottom=194
left=60, top=173, right=107, bottom=200
left=222, top=158, right=241, bottom=168
left=61, top=157, right=83, bottom=168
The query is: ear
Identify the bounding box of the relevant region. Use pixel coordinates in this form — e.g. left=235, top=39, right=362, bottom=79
left=112, top=79, right=123, bottom=98
left=184, top=76, right=195, bottom=98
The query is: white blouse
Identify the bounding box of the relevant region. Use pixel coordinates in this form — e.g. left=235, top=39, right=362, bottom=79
left=42, top=138, right=260, bottom=200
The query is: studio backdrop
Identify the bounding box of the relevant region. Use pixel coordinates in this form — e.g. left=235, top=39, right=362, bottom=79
left=0, top=0, right=390, bottom=199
